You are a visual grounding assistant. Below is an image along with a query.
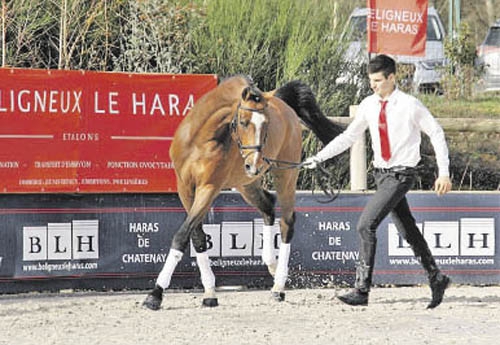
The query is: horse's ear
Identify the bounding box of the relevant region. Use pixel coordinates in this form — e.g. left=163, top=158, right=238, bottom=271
left=241, top=87, right=251, bottom=101
left=242, top=86, right=262, bottom=103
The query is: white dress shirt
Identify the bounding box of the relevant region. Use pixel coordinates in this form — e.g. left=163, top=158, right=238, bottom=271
left=315, top=89, right=450, bottom=177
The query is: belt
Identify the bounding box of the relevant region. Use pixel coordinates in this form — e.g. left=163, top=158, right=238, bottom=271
left=374, top=166, right=415, bottom=174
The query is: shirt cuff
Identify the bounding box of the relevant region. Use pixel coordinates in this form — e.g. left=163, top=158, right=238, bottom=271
left=438, top=167, right=449, bottom=177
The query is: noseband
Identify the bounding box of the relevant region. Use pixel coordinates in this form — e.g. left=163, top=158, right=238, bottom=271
left=231, top=103, right=268, bottom=156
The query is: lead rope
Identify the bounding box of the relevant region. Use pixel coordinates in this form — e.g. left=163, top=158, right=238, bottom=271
left=311, top=163, right=346, bottom=204
left=262, top=157, right=305, bottom=170
left=262, top=157, right=345, bottom=203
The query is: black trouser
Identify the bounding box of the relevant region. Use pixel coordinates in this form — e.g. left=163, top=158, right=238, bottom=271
left=355, top=168, right=439, bottom=291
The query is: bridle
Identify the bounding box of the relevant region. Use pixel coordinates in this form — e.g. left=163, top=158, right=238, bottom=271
left=230, top=101, right=343, bottom=202
left=230, top=102, right=268, bottom=159
left=230, top=102, right=304, bottom=170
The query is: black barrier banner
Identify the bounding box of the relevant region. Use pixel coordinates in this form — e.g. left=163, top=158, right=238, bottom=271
left=0, top=192, right=498, bottom=293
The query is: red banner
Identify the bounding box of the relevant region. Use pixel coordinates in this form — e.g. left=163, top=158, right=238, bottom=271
left=0, top=68, right=217, bottom=193
left=367, top=0, right=428, bottom=56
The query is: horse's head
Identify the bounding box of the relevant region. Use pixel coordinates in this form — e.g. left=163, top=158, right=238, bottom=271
left=231, top=85, right=269, bottom=177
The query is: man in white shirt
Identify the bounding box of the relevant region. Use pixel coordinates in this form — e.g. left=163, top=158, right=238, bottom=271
left=304, top=54, right=452, bottom=308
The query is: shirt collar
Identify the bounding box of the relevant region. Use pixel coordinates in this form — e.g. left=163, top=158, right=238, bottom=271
left=375, top=87, right=401, bottom=105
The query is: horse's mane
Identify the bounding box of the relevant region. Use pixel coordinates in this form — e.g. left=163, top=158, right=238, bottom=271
left=176, top=75, right=254, bottom=149
left=187, top=75, right=253, bottom=123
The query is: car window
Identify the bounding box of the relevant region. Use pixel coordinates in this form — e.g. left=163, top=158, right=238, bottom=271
left=346, top=15, right=367, bottom=41
left=484, top=27, right=500, bottom=46
left=427, top=16, right=443, bottom=41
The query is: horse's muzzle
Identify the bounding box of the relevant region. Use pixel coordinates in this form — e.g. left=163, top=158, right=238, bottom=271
left=244, top=163, right=261, bottom=177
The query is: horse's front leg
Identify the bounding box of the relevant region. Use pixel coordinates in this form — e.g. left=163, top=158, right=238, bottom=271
left=262, top=222, right=278, bottom=276
left=271, top=212, right=295, bottom=302
left=143, top=185, right=219, bottom=310
left=270, top=168, right=299, bottom=302
left=237, top=182, right=277, bottom=276
left=142, top=219, right=191, bottom=311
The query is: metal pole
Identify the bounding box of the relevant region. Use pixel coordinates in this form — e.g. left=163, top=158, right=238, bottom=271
left=448, top=0, right=453, bottom=36
left=1, top=0, right=5, bottom=67
left=454, top=0, right=461, bottom=29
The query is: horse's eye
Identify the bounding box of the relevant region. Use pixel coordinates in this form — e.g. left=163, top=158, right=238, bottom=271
left=240, top=120, right=249, bottom=128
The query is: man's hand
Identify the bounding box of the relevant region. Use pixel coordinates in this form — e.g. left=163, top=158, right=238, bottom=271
left=434, top=176, right=452, bottom=196
left=302, top=156, right=321, bottom=169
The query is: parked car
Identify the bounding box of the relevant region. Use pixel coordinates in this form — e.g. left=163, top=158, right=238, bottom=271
left=477, top=19, right=500, bottom=92
left=337, top=7, right=447, bottom=93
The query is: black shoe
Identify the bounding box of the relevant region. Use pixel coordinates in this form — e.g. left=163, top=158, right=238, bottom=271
left=427, top=274, right=451, bottom=309
left=337, top=289, right=368, bottom=306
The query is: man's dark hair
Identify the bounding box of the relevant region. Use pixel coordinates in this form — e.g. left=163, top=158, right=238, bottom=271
left=367, top=54, right=396, bottom=78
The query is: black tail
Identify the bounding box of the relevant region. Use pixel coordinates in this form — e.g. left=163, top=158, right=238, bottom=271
left=274, top=80, right=344, bottom=145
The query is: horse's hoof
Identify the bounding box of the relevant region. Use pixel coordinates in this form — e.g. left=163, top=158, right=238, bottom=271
left=271, top=291, right=285, bottom=302
left=143, top=294, right=162, bottom=311
left=202, top=298, right=219, bottom=307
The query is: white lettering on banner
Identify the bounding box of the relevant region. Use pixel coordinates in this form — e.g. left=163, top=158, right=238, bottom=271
left=62, top=133, right=99, bottom=141
left=318, top=221, right=351, bottom=231
left=23, top=220, right=99, bottom=261
left=129, top=222, right=159, bottom=233
left=368, top=9, right=423, bottom=35
left=368, top=9, right=424, bottom=23
left=106, top=161, right=173, bottom=169
left=122, top=253, right=168, bottom=264
left=0, top=161, right=19, bottom=168
left=381, top=22, right=418, bottom=35
left=131, top=93, right=195, bottom=116
left=328, top=237, right=342, bottom=246
left=122, top=222, right=163, bottom=263
left=22, top=261, right=98, bottom=273
left=111, top=178, right=148, bottom=185
left=0, top=89, right=82, bottom=114
left=94, top=91, right=119, bottom=114
left=0, top=256, right=3, bottom=267
left=311, top=251, right=359, bottom=263
left=34, top=161, right=92, bottom=168
left=0, top=89, right=197, bottom=117
left=388, top=218, right=495, bottom=257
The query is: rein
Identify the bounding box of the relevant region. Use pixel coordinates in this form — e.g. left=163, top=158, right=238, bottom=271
left=262, top=157, right=305, bottom=170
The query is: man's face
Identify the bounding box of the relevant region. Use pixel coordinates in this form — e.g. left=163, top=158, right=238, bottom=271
left=368, top=71, right=395, bottom=99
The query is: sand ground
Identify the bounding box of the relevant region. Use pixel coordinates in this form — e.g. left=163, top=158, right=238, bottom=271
left=0, top=285, right=499, bottom=345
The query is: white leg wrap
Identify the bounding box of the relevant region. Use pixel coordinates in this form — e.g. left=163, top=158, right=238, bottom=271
left=156, top=248, right=183, bottom=289
left=274, top=243, right=291, bottom=290
left=196, top=251, right=216, bottom=291
left=261, top=225, right=277, bottom=266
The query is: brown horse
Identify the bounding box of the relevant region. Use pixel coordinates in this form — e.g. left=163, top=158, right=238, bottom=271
left=143, top=75, right=342, bottom=310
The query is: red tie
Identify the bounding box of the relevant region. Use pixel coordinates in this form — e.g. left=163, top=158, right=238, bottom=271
left=378, top=100, right=391, bottom=161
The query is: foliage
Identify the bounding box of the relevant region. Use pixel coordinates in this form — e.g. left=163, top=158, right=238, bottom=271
left=441, top=22, right=482, bottom=100
left=112, top=0, right=203, bottom=73
left=420, top=92, right=500, bottom=118
left=2, top=0, right=58, bottom=68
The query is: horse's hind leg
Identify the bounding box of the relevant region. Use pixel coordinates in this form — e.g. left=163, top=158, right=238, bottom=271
left=237, top=181, right=277, bottom=276
left=191, top=224, right=218, bottom=307
left=143, top=184, right=219, bottom=310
